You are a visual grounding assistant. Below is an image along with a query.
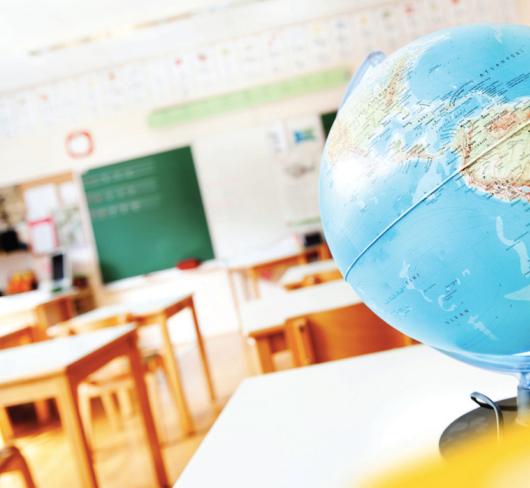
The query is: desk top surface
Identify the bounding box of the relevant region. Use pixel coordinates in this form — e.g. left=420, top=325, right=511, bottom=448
left=0, top=325, right=134, bottom=385
left=228, top=244, right=324, bottom=270
left=241, top=280, right=361, bottom=333
left=0, top=322, right=32, bottom=339
left=0, top=288, right=80, bottom=318
left=279, top=259, right=338, bottom=286
left=176, top=345, right=516, bottom=488
left=69, top=292, right=192, bottom=327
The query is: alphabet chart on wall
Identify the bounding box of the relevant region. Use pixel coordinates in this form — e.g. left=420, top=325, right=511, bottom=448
left=0, top=0, right=519, bottom=139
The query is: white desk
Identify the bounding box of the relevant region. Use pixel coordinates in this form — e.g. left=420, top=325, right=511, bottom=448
left=67, top=293, right=192, bottom=328
left=0, top=290, right=71, bottom=325
left=0, top=288, right=90, bottom=423
left=241, top=280, right=360, bottom=335
left=67, top=292, right=216, bottom=436
left=240, top=281, right=361, bottom=372
left=176, top=346, right=516, bottom=488
left=0, top=288, right=92, bottom=339
left=279, top=259, right=339, bottom=289
left=0, top=325, right=167, bottom=488
left=228, top=244, right=329, bottom=300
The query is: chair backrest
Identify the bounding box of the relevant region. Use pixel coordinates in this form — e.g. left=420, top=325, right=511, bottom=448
left=33, top=296, right=76, bottom=339
left=300, top=269, right=343, bottom=288
left=317, top=243, right=332, bottom=260
left=249, top=254, right=309, bottom=299
left=287, top=303, right=411, bottom=366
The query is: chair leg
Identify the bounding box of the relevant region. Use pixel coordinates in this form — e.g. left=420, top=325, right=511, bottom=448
left=101, top=392, right=121, bottom=432
left=78, top=390, right=94, bottom=449
left=116, top=387, right=134, bottom=419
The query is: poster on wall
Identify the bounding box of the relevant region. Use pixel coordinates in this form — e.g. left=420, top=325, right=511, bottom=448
left=29, top=217, right=58, bottom=254
left=53, top=206, right=86, bottom=249
left=272, top=114, right=324, bottom=231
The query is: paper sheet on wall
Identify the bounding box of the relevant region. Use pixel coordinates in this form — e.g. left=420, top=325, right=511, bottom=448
left=29, top=218, right=57, bottom=254
left=59, top=181, right=80, bottom=206
left=192, top=122, right=289, bottom=259
left=274, top=115, right=324, bottom=230
left=53, top=205, right=85, bottom=248
left=24, top=184, right=60, bottom=221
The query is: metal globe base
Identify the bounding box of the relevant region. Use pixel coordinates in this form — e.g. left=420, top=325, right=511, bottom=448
left=439, top=387, right=530, bottom=457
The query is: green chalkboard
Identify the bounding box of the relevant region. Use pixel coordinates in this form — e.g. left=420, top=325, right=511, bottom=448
left=82, top=147, right=214, bottom=283
left=320, top=110, right=337, bottom=138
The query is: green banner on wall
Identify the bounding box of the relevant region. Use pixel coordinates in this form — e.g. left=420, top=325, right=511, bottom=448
left=148, top=67, right=350, bottom=128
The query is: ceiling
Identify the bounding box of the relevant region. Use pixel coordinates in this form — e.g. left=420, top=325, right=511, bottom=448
left=0, top=0, right=255, bottom=55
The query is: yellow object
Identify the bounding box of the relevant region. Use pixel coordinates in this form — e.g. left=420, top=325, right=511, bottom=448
left=366, top=426, right=530, bottom=488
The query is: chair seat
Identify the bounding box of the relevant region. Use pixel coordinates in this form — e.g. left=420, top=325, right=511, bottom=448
left=86, top=351, right=163, bottom=385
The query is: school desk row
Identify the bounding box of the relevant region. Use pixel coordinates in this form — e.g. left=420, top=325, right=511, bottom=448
left=0, top=290, right=219, bottom=488
left=0, top=246, right=332, bottom=427
left=0, top=249, right=366, bottom=488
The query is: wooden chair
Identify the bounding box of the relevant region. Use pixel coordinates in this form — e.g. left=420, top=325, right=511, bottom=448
left=239, top=245, right=329, bottom=299
left=317, top=242, right=332, bottom=260
left=246, top=254, right=309, bottom=299
left=58, top=314, right=167, bottom=447
left=33, top=295, right=76, bottom=340
left=0, top=445, right=36, bottom=488
left=299, top=269, right=343, bottom=288
left=286, top=303, right=412, bottom=367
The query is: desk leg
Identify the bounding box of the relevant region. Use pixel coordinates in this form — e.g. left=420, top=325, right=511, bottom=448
left=159, top=315, right=195, bottom=436
left=255, top=338, right=275, bottom=373
left=249, top=269, right=260, bottom=299
left=240, top=270, right=251, bottom=301
left=188, top=299, right=217, bottom=404
left=56, top=376, right=98, bottom=488
left=0, top=406, right=13, bottom=444
left=227, top=269, right=243, bottom=332
left=127, top=339, right=169, bottom=488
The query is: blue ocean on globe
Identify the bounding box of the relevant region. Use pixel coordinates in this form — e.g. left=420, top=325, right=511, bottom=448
left=320, top=24, right=530, bottom=369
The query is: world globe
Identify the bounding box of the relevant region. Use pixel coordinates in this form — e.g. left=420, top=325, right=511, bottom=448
left=320, top=24, right=530, bottom=375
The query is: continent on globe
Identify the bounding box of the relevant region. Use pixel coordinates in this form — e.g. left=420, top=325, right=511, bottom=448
left=457, top=105, right=530, bottom=202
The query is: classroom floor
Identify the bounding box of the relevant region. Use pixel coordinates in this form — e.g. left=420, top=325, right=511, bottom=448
left=1, top=332, right=279, bottom=488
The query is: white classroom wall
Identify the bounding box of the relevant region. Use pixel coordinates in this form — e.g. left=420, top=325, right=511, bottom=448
left=2, top=0, right=524, bottom=184
left=0, top=0, right=528, bottom=340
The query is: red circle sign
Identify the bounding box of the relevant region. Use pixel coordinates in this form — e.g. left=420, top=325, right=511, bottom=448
left=65, top=130, right=94, bottom=158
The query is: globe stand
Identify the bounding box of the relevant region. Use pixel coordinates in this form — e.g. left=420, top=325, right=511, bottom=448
left=439, top=384, right=530, bottom=457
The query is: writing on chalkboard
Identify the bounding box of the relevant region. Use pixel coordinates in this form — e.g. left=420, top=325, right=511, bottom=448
left=84, top=160, right=162, bottom=221
left=82, top=147, right=214, bottom=283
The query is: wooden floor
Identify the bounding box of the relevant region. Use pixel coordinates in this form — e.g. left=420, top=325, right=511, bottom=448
left=1, top=332, right=264, bottom=488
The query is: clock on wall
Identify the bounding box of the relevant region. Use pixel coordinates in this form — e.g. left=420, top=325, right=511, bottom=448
left=65, top=130, right=94, bottom=158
